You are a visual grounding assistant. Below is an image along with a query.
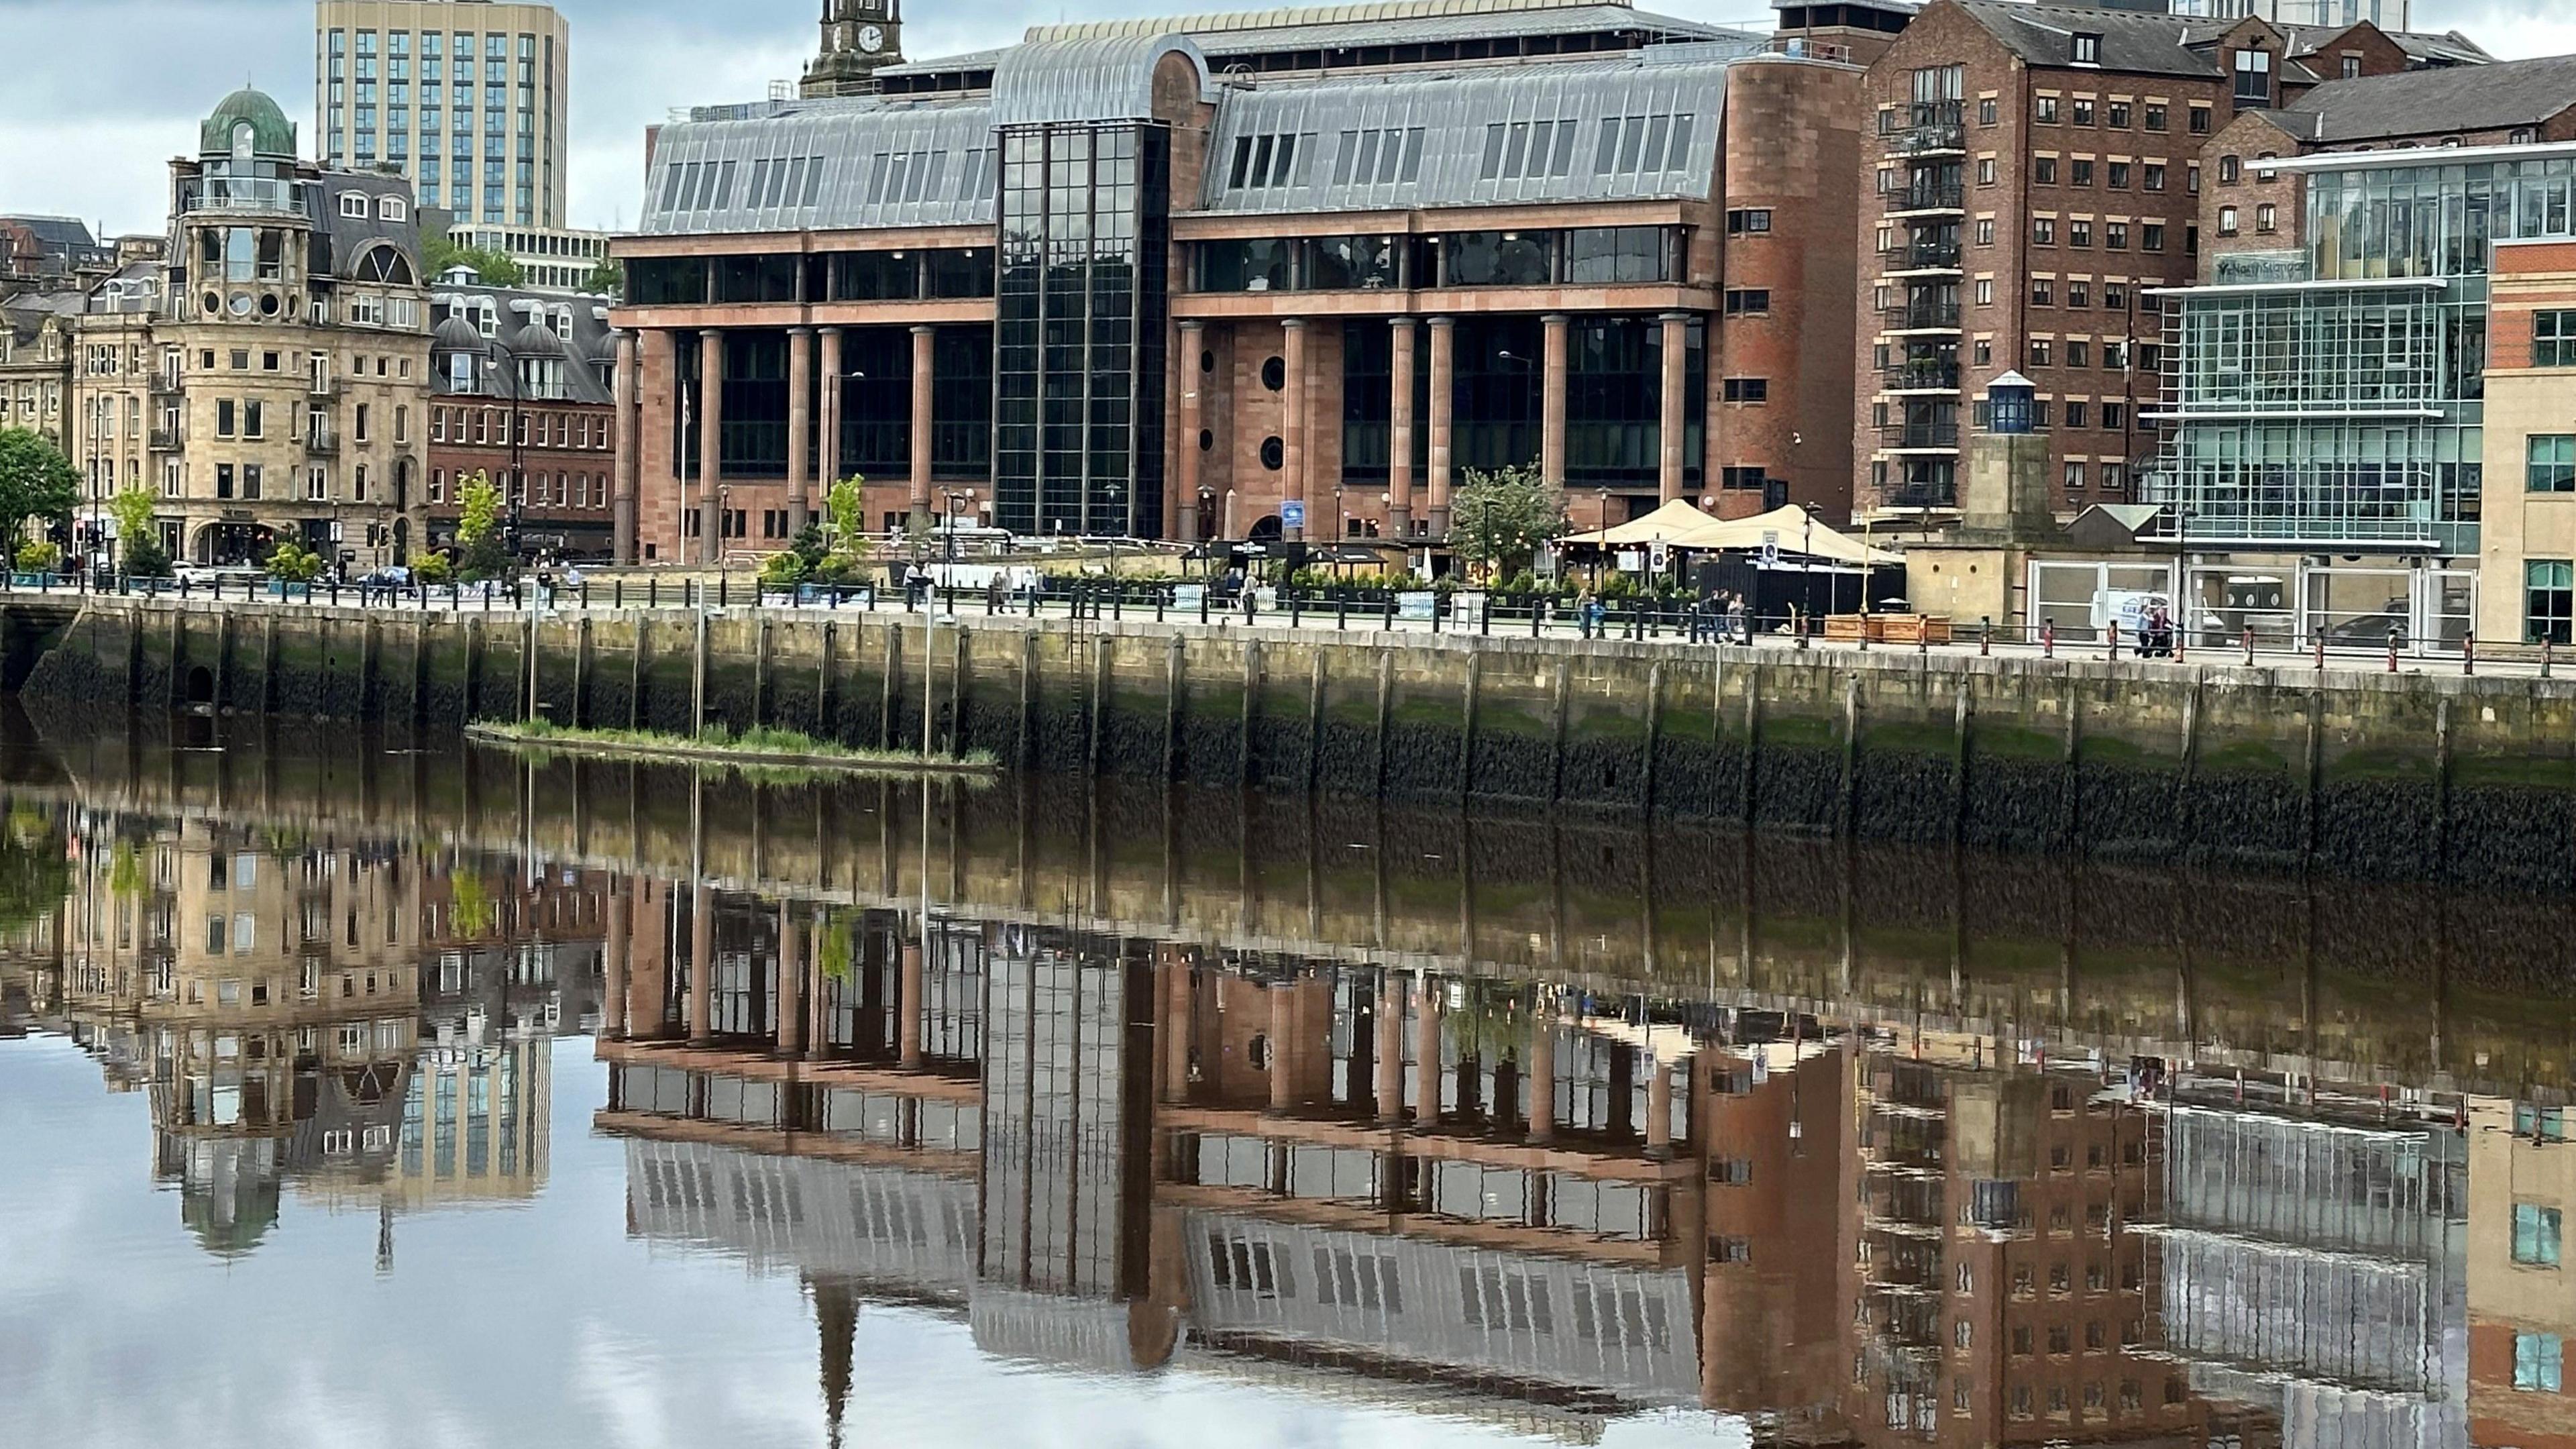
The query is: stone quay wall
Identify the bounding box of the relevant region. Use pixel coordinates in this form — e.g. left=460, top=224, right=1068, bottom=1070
left=18, top=596, right=2576, bottom=888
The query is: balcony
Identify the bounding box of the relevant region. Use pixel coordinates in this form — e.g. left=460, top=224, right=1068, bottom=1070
left=178, top=176, right=307, bottom=217
left=305, top=427, right=341, bottom=456
left=1884, top=479, right=1960, bottom=510
left=1888, top=182, right=1965, bottom=217
left=148, top=427, right=182, bottom=452
left=149, top=375, right=182, bottom=400
left=1880, top=420, right=1960, bottom=450
left=1884, top=297, right=1961, bottom=331
left=1886, top=101, right=1966, bottom=157
left=307, top=377, right=344, bottom=399
left=1882, top=362, right=1960, bottom=392
left=1882, top=239, right=1962, bottom=273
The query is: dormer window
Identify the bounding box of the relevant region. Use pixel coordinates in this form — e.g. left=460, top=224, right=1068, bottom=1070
left=2233, top=47, right=2272, bottom=107
left=339, top=192, right=369, bottom=219
left=2072, top=33, right=2101, bottom=66
left=378, top=195, right=407, bottom=222
left=2514, top=127, right=2540, bottom=146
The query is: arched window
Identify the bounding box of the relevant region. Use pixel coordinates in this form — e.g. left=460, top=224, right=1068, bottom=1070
left=232, top=121, right=255, bottom=162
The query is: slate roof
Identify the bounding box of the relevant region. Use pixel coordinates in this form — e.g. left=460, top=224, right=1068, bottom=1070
left=429, top=283, right=616, bottom=406
left=2281, top=52, right=2576, bottom=144
left=1955, top=1, right=2225, bottom=78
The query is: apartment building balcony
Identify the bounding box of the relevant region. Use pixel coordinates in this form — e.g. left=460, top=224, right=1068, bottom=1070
left=148, top=427, right=181, bottom=452
left=1886, top=181, right=1965, bottom=217
left=307, top=376, right=344, bottom=400
left=1882, top=239, right=1962, bottom=276
left=1882, top=477, right=1960, bottom=511
left=178, top=176, right=306, bottom=217
left=1885, top=101, right=1966, bottom=158
left=1883, top=297, right=1961, bottom=333
left=148, top=375, right=182, bottom=400
left=1882, top=362, right=1961, bottom=394
left=305, top=427, right=341, bottom=456
left=1880, top=419, right=1960, bottom=451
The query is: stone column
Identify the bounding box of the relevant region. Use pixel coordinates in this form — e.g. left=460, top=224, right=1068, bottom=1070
left=1658, top=311, right=1690, bottom=506
left=1426, top=317, right=1454, bottom=537
left=1646, top=1054, right=1674, bottom=1159
left=816, top=327, right=843, bottom=523
left=602, top=872, right=629, bottom=1039
left=908, top=325, right=934, bottom=531
left=1540, top=313, right=1570, bottom=491
left=786, top=327, right=814, bottom=537
left=611, top=331, right=639, bottom=565
left=696, top=329, right=724, bottom=564
left=1267, top=982, right=1297, bottom=1113
left=1413, top=973, right=1444, bottom=1129
left=1282, top=318, right=1308, bottom=542
left=1375, top=971, right=1406, bottom=1124
left=688, top=881, right=714, bottom=1044
left=1177, top=319, right=1205, bottom=543
left=776, top=900, right=805, bottom=1057
left=1526, top=1009, right=1556, bottom=1141
left=1388, top=318, right=1417, bottom=541
left=898, top=937, right=924, bottom=1069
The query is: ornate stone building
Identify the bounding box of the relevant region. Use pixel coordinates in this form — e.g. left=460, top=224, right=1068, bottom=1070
left=74, top=89, right=432, bottom=570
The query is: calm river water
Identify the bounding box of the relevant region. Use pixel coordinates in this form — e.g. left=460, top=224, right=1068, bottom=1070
left=2, top=712, right=2571, bottom=1448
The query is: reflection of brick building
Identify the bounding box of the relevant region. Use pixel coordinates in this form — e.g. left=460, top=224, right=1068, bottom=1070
left=424, top=280, right=620, bottom=560
left=1847, top=1044, right=2186, bottom=1448
left=2468, top=1097, right=2576, bottom=1449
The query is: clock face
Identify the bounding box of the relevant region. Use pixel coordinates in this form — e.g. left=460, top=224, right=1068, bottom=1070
left=857, top=23, right=885, bottom=52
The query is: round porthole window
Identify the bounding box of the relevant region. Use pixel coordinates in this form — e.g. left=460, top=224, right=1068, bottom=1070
left=1260, top=436, right=1284, bottom=470
left=1198, top=429, right=1214, bottom=452
left=1260, top=356, right=1285, bottom=391
left=202, top=292, right=221, bottom=316
left=1199, top=350, right=1216, bottom=374
left=258, top=293, right=280, bottom=317
left=228, top=292, right=254, bottom=317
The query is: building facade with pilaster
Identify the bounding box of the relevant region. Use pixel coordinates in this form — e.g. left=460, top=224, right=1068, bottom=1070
left=605, top=0, right=1869, bottom=564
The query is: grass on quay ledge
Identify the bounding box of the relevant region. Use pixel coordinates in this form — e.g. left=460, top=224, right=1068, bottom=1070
left=470, top=717, right=999, bottom=773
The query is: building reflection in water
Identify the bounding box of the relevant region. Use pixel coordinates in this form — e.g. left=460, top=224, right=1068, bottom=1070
left=7, top=743, right=2575, bottom=1448
left=23, top=807, right=602, bottom=1260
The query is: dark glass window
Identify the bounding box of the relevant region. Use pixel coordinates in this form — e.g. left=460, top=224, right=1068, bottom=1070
left=628, top=256, right=705, bottom=306
left=835, top=327, right=910, bottom=480
left=1442, top=231, right=1552, bottom=286
left=1563, top=227, right=1672, bottom=284
left=718, top=330, right=788, bottom=476
left=930, top=325, right=991, bottom=479
left=1305, top=234, right=1399, bottom=290
left=713, top=254, right=796, bottom=304
left=925, top=248, right=994, bottom=299
left=1450, top=315, right=1543, bottom=474
left=824, top=250, right=918, bottom=302
left=1197, top=238, right=1292, bottom=292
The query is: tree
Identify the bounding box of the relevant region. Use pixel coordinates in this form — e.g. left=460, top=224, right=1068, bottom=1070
left=263, top=539, right=323, bottom=582
left=582, top=258, right=624, bottom=299
left=455, top=470, right=509, bottom=581
left=109, top=484, right=170, bottom=577
left=0, top=427, right=78, bottom=556
left=423, top=233, right=523, bottom=288
left=1448, top=463, right=1566, bottom=580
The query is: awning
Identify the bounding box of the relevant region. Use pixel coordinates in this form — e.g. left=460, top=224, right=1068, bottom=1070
left=1666, top=504, right=1905, bottom=566
left=1559, top=498, right=1724, bottom=548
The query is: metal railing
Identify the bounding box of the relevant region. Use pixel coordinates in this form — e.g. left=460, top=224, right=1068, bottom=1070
left=148, top=427, right=182, bottom=452
left=1886, top=101, right=1966, bottom=156
left=1883, top=362, right=1961, bottom=392
left=178, top=176, right=307, bottom=215
left=1886, top=298, right=1962, bottom=329
left=1880, top=419, right=1961, bottom=449
left=1890, top=182, right=1966, bottom=213
left=305, top=427, right=341, bottom=455
left=1883, top=239, right=1962, bottom=270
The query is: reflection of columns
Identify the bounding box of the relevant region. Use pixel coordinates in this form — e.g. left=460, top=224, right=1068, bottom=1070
left=1388, top=318, right=1417, bottom=540
left=1658, top=311, right=1689, bottom=505
left=1413, top=973, right=1444, bottom=1128
left=1426, top=317, right=1454, bottom=536
left=611, top=331, right=639, bottom=564
left=898, top=936, right=923, bottom=1068
left=1646, top=1054, right=1674, bottom=1159
left=908, top=325, right=934, bottom=529
left=696, top=329, right=724, bottom=564
left=816, top=327, right=843, bottom=519
left=1375, top=972, right=1405, bottom=1124
left=625, top=880, right=663, bottom=1038
left=603, top=874, right=630, bottom=1039
left=688, top=882, right=714, bottom=1044
left=1527, top=1010, right=1556, bottom=1141
left=1268, top=982, right=1295, bottom=1112
left=1159, top=957, right=1193, bottom=1104
left=1540, top=313, right=1569, bottom=490
left=777, top=901, right=805, bottom=1057
left=786, top=327, right=814, bottom=536
left=1283, top=318, right=1308, bottom=541
left=1177, top=320, right=1204, bottom=543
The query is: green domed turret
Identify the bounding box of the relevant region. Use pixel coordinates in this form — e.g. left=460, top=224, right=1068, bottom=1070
left=201, top=88, right=297, bottom=160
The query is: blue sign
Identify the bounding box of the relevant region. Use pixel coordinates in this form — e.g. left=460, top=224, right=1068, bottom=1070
left=1281, top=500, right=1307, bottom=529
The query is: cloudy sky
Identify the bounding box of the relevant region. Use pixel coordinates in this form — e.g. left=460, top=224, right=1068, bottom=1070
left=1, top=0, right=2573, bottom=239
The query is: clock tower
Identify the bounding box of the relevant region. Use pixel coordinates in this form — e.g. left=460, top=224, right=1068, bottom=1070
left=804, top=0, right=904, bottom=98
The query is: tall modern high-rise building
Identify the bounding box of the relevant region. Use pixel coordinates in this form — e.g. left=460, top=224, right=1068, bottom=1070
left=315, top=1, right=570, bottom=229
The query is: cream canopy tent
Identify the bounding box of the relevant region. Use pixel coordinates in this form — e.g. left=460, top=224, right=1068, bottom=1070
left=1558, top=498, right=1728, bottom=548
left=1667, top=504, right=1905, bottom=566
